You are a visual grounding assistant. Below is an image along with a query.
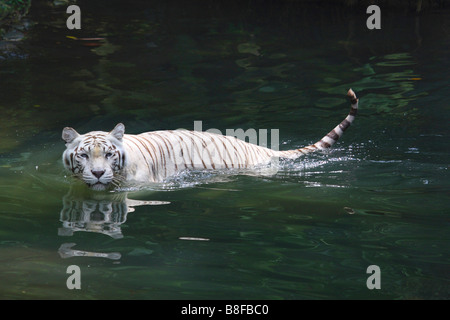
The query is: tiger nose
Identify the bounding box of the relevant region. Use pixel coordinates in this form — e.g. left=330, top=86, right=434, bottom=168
left=91, top=170, right=105, bottom=179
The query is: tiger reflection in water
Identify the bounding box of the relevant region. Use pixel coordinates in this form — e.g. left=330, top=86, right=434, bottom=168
left=57, top=187, right=169, bottom=259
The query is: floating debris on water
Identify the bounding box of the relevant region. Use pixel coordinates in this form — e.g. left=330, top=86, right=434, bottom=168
left=179, top=237, right=210, bottom=241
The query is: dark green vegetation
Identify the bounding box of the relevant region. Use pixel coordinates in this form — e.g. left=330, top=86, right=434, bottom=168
left=0, top=0, right=31, bottom=26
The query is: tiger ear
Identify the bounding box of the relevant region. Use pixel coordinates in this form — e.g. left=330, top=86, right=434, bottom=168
left=110, top=123, right=125, bottom=141
left=62, top=127, right=80, bottom=144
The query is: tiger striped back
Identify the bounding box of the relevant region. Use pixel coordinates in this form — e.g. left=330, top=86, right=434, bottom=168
left=123, top=130, right=279, bottom=182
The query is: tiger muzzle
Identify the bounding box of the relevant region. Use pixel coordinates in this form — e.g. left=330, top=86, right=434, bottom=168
left=91, top=170, right=106, bottom=179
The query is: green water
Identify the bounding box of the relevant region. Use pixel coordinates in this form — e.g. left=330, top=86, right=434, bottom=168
left=0, top=1, right=449, bottom=300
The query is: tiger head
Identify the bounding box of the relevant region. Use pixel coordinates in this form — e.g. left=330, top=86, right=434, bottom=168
left=62, top=123, right=127, bottom=191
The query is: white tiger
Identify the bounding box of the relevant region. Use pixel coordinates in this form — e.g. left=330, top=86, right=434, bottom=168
left=62, top=89, right=358, bottom=190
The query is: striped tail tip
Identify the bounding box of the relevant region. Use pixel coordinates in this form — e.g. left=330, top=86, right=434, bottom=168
left=347, top=88, right=358, bottom=107
left=281, top=89, right=359, bottom=158
left=314, top=88, right=358, bottom=150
